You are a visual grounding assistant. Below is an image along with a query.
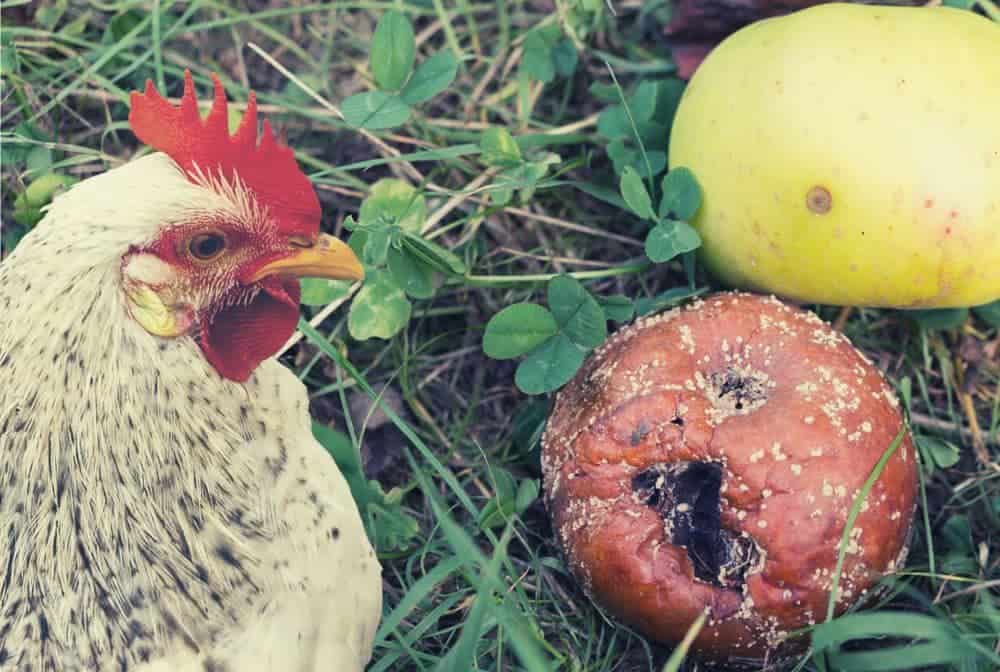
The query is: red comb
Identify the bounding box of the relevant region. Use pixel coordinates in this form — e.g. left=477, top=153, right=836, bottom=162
left=129, top=70, right=320, bottom=236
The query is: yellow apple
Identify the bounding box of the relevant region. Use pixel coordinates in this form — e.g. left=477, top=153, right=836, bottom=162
left=669, top=3, right=1000, bottom=308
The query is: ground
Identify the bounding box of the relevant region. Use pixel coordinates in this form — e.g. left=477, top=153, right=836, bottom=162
left=2, top=2, right=998, bottom=671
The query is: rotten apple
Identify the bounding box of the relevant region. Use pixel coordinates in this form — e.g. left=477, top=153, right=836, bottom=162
left=541, top=292, right=918, bottom=662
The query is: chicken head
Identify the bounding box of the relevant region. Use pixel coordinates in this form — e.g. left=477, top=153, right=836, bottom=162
left=120, top=71, right=362, bottom=382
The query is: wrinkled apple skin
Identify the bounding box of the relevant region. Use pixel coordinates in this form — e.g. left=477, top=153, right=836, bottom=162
left=669, top=3, right=1000, bottom=308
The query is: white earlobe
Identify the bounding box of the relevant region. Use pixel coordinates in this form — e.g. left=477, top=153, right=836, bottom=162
left=122, top=252, right=177, bottom=287
left=122, top=253, right=194, bottom=338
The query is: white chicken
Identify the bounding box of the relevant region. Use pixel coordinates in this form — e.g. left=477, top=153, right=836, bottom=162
left=0, top=72, right=382, bottom=671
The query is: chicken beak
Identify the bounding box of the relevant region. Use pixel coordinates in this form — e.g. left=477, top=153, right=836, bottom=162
left=250, top=234, right=364, bottom=283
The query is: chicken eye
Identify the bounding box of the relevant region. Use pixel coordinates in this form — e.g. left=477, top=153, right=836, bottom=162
left=188, top=232, right=227, bottom=261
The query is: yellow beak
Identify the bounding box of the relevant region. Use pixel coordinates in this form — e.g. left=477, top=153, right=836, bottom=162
left=250, top=233, right=364, bottom=283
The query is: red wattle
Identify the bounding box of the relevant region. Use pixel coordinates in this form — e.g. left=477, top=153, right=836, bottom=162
left=198, top=277, right=301, bottom=382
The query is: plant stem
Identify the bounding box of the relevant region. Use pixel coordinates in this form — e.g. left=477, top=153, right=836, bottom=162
left=459, top=261, right=650, bottom=287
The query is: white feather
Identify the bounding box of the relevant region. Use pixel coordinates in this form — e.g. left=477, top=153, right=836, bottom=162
left=0, top=153, right=382, bottom=671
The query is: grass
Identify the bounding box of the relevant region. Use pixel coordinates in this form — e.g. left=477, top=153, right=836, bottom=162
left=2, top=1, right=999, bottom=670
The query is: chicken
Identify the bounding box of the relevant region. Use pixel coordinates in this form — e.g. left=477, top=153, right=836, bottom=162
left=0, top=72, right=382, bottom=671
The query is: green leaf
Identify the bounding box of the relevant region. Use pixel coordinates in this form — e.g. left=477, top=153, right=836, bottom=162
left=897, top=376, right=913, bottom=413
left=634, top=286, right=708, bottom=317
left=3, top=123, right=51, bottom=168
left=619, top=166, right=656, bottom=220
left=480, top=127, right=522, bottom=167
left=483, top=304, right=558, bottom=360
left=645, top=220, right=701, bottom=263
left=634, top=122, right=670, bottom=147
left=515, top=478, right=540, bottom=513
left=916, top=436, right=960, bottom=471
left=13, top=173, right=77, bottom=228
left=15, top=121, right=51, bottom=143
left=300, top=278, right=353, bottom=306
left=342, top=91, right=411, bottom=130
left=36, top=0, right=68, bottom=31
left=515, top=333, right=586, bottom=395
left=652, top=79, right=687, bottom=130
left=547, top=275, right=607, bottom=349
left=521, top=30, right=555, bottom=82
left=588, top=81, right=620, bottom=103
left=370, top=10, right=415, bottom=91
left=60, top=11, right=92, bottom=38
left=348, top=269, right=412, bottom=340
left=477, top=499, right=508, bottom=530
left=659, top=167, right=702, bottom=220
left=347, top=231, right=368, bottom=265
left=517, top=153, right=561, bottom=202
left=551, top=39, right=578, bottom=77
left=941, top=514, right=973, bottom=552
left=597, top=295, right=635, bottom=323
left=26, top=145, right=54, bottom=175
left=812, top=611, right=982, bottom=671
left=910, top=307, right=969, bottom=331
left=401, top=233, right=467, bottom=275
left=491, top=467, right=518, bottom=504
left=597, top=105, right=631, bottom=140
left=367, top=495, right=421, bottom=554
left=363, top=226, right=392, bottom=267
left=400, top=50, right=458, bottom=104
left=829, top=642, right=980, bottom=671
left=605, top=137, right=630, bottom=165
left=1, top=34, right=19, bottom=77
left=972, top=299, right=1000, bottom=327
left=387, top=247, right=435, bottom=299
left=360, top=179, right=426, bottom=233
left=597, top=86, right=670, bottom=143
left=108, top=9, right=144, bottom=42
left=940, top=550, right=978, bottom=575
left=511, top=399, right=549, bottom=460
left=610, top=147, right=666, bottom=179
left=629, top=80, right=659, bottom=122
left=639, top=152, right=668, bottom=178
left=478, top=466, right=518, bottom=529
left=1, top=226, right=26, bottom=255
left=813, top=611, right=962, bottom=652
left=490, top=185, right=514, bottom=206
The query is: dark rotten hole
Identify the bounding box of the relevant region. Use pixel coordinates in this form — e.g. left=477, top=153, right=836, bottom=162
left=633, top=461, right=760, bottom=589
left=711, top=368, right=767, bottom=411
